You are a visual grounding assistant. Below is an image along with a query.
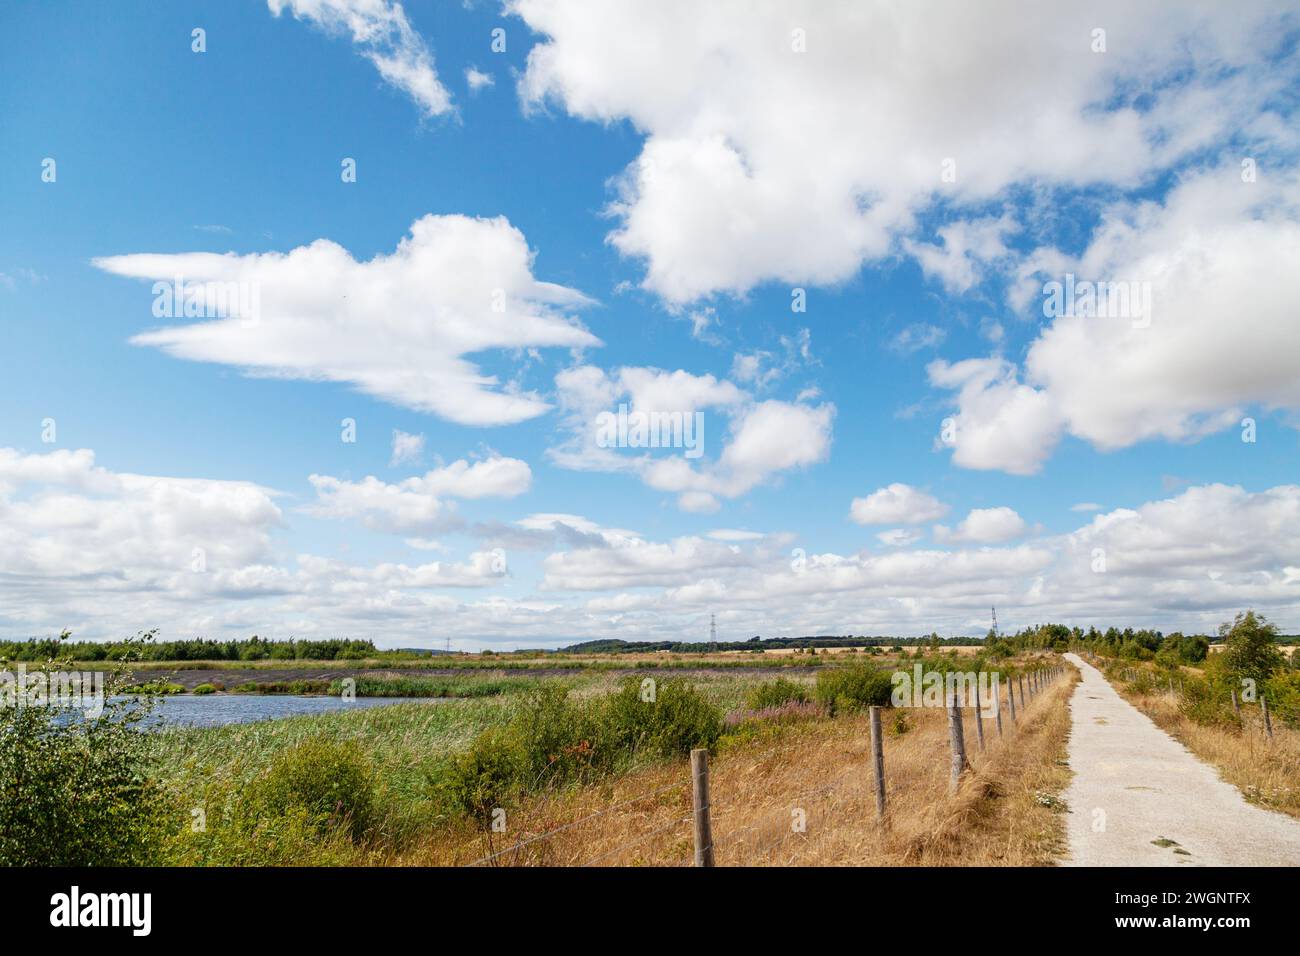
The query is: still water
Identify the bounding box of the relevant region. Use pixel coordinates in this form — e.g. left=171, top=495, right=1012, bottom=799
left=139, top=694, right=432, bottom=728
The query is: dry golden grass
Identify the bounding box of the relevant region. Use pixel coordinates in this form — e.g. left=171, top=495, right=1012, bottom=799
left=396, top=667, right=1079, bottom=867
left=1108, top=682, right=1300, bottom=819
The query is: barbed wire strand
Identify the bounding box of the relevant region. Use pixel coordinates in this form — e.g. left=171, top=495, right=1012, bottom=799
left=464, top=777, right=687, bottom=867
left=469, top=667, right=1070, bottom=867
left=712, top=765, right=861, bottom=863
left=576, top=813, right=693, bottom=867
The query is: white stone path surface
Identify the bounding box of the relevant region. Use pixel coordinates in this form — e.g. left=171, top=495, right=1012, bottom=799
left=1062, top=653, right=1300, bottom=866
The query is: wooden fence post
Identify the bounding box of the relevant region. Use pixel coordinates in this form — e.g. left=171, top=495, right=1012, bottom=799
left=870, top=705, right=886, bottom=820
left=1262, top=695, right=1274, bottom=740
left=973, top=678, right=986, bottom=752
left=1018, top=675, right=1026, bottom=710
left=691, top=749, right=714, bottom=867
left=1231, top=688, right=1240, bottom=717
left=1007, top=672, right=1018, bottom=725
left=947, top=697, right=969, bottom=794
left=994, top=673, right=1004, bottom=737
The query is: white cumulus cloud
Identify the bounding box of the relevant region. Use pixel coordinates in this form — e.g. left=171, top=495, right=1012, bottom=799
left=305, top=454, right=532, bottom=534
left=511, top=0, right=1295, bottom=302
left=850, top=483, right=948, bottom=526
left=95, top=215, right=599, bottom=426
left=934, top=507, right=1027, bottom=544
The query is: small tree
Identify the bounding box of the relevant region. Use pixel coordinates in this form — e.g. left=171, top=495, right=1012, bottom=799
left=0, top=632, right=164, bottom=865
left=1219, top=611, right=1285, bottom=685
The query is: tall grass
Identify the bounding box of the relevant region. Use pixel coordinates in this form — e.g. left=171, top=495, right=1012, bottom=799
left=404, top=667, right=1078, bottom=866
left=149, top=695, right=516, bottom=860
left=329, top=675, right=535, bottom=698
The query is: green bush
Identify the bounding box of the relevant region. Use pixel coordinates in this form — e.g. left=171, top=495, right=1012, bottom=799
left=441, top=727, right=522, bottom=819
left=168, top=778, right=359, bottom=866
left=814, top=664, right=893, bottom=715
left=251, top=735, right=374, bottom=840
left=121, top=681, right=185, bottom=695
left=1122, top=667, right=1157, bottom=695
left=744, top=677, right=808, bottom=711
left=508, top=685, right=605, bottom=789
left=192, top=683, right=217, bottom=695
left=1177, top=678, right=1237, bottom=729
left=1264, top=671, right=1300, bottom=729
left=0, top=660, right=166, bottom=865
left=440, top=677, right=722, bottom=822
left=440, top=686, right=605, bottom=820
left=601, top=677, right=724, bottom=760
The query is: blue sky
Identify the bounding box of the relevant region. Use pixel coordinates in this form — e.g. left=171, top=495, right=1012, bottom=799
left=2, top=1, right=1299, bottom=647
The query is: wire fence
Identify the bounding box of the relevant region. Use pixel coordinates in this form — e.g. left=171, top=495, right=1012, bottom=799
left=458, top=660, right=1074, bottom=867
left=1106, top=656, right=1286, bottom=740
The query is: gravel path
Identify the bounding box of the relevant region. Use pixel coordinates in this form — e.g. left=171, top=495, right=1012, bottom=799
left=1062, top=652, right=1300, bottom=866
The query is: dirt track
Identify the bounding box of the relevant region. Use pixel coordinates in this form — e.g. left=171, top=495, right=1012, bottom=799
left=1062, top=652, right=1300, bottom=866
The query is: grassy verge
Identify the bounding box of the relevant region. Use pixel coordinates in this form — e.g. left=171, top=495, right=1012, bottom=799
left=399, top=665, right=1077, bottom=866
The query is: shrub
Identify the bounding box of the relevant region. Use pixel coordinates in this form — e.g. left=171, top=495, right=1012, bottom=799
left=168, top=777, right=358, bottom=866
left=121, top=681, right=185, bottom=695
left=441, top=678, right=723, bottom=822
left=600, top=677, right=724, bottom=761
left=0, top=656, right=166, bottom=865
left=509, top=685, right=606, bottom=789
left=814, top=664, right=893, bottom=715
left=252, top=735, right=374, bottom=840
left=441, top=727, right=522, bottom=819
left=1264, top=671, right=1300, bottom=729
left=192, top=683, right=217, bottom=695
left=1178, top=678, right=1237, bottom=729
left=745, top=678, right=809, bottom=711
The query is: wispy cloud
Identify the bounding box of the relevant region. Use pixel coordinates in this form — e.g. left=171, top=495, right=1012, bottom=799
left=268, top=0, right=452, bottom=117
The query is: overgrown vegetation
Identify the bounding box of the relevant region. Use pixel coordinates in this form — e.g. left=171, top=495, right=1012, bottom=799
left=814, top=663, right=894, bottom=714
left=442, top=678, right=723, bottom=820
left=0, top=639, right=166, bottom=865
left=329, top=675, right=533, bottom=698
left=10, top=610, right=1287, bottom=865
left=1107, top=611, right=1298, bottom=732
left=744, top=677, right=809, bottom=711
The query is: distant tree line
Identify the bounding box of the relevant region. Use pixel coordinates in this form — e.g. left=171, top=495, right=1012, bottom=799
left=564, top=622, right=1299, bottom=659
left=561, top=634, right=988, bottom=654
left=991, top=617, right=1298, bottom=666
left=0, top=632, right=380, bottom=662
left=6, top=616, right=1296, bottom=663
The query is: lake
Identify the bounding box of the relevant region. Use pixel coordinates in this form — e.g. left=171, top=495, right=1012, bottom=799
left=140, top=694, right=433, bottom=728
